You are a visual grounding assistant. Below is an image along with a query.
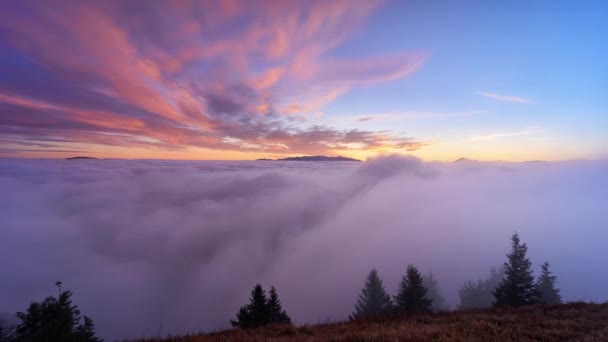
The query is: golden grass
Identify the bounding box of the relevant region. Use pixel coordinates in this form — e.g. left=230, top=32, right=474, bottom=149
left=130, top=302, right=608, bottom=342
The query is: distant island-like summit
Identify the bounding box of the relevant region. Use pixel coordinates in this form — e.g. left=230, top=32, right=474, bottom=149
left=65, top=156, right=98, bottom=160
left=257, top=156, right=360, bottom=162
left=454, top=157, right=474, bottom=163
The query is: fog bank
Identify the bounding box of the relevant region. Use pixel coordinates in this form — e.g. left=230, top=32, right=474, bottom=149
left=1, top=156, right=607, bottom=340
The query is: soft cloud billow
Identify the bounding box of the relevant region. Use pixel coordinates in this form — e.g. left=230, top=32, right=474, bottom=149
left=1, top=156, right=607, bottom=340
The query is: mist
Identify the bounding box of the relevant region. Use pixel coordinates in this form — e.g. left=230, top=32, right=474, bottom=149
left=1, top=156, right=607, bottom=340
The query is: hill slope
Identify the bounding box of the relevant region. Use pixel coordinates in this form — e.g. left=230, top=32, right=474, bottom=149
left=131, top=302, right=608, bottom=342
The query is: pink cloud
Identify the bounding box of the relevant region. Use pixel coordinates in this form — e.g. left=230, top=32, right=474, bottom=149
left=320, top=52, right=429, bottom=86
left=0, top=0, right=428, bottom=158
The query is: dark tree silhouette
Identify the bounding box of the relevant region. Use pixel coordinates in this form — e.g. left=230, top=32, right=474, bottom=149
left=0, top=317, right=8, bottom=342
left=459, top=280, right=485, bottom=309
left=394, top=265, right=432, bottom=314
left=267, top=287, right=291, bottom=324
left=11, top=285, right=101, bottom=342
left=459, top=266, right=504, bottom=309
left=423, top=272, right=448, bottom=312
left=231, top=284, right=268, bottom=329
left=493, top=233, right=538, bottom=307
left=0, top=318, right=10, bottom=342
left=536, top=262, right=562, bottom=305
left=350, top=269, right=393, bottom=320
left=231, top=284, right=291, bottom=329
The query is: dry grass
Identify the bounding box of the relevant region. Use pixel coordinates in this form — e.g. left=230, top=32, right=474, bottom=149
left=130, top=302, right=608, bottom=342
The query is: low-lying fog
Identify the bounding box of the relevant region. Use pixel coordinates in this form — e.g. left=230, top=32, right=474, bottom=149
left=1, top=155, right=607, bottom=340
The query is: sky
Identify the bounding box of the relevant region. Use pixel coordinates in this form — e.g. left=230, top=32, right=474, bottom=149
left=0, top=0, right=606, bottom=161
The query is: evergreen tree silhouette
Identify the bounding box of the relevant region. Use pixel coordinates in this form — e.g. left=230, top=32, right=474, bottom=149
left=0, top=319, right=9, bottom=342
left=493, top=233, right=538, bottom=307
left=11, top=284, right=101, bottom=342
left=394, top=265, right=432, bottom=313
left=423, top=272, right=448, bottom=312
left=267, top=287, right=291, bottom=324
left=75, top=317, right=99, bottom=342
left=231, top=284, right=292, bottom=329
left=536, top=262, right=562, bottom=305
left=231, top=284, right=268, bottom=329
left=458, top=280, right=486, bottom=309
left=350, top=269, right=393, bottom=320
left=459, top=266, right=504, bottom=309
left=231, top=306, right=253, bottom=329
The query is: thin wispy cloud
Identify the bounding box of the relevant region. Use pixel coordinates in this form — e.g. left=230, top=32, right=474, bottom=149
left=467, top=127, right=542, bottom=141
left=476, top=91, right=532, bottom=104
left=352, top=110, right=488, bottom=123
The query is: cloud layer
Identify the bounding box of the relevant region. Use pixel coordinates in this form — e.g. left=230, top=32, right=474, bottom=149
left=1, top=156, right=607, bottom=340
left=0, top=1, right=427, bottom=158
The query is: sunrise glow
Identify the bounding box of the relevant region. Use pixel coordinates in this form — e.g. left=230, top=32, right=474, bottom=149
left=1, top=1, right=605, bottom=161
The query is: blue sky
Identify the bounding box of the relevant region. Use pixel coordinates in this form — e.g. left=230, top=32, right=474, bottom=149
left=321, top=1, right=607, bottom=160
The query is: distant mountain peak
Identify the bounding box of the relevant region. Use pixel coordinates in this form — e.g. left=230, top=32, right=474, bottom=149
left=65, top=156, right=98, bottom=160
left=257, top=155, right=360, bottom=162
left=454, top=157, right=475, bottom=163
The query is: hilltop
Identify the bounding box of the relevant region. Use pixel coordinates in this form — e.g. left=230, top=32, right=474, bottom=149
left=65, top=156, right=98, bottom=160
left=130, top=302, right=608, bottom=342
left=454, top=157, right=475, bottom=163
left=257, top=156, right=360, bottom=162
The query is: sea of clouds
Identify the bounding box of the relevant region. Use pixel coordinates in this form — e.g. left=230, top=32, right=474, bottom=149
left=1, top=155, right=607, bottom=340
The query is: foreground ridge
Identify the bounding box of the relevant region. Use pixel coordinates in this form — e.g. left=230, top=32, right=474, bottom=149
left=129, top=302, right=608, bottom=342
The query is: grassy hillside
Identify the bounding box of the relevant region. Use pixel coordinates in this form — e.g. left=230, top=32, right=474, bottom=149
left=132, top=302, right=608, bottom=342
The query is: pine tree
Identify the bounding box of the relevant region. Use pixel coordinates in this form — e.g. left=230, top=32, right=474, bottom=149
left=74, top=316, right=99, bottom=341
left=0, top=319, right=9, bottom=342
left=0, top=317, right=8, bottom=342
left=231, top=306, right=253, bottom=329
left=350, top=269, right=393, bottom=320
left=12, top=285, right=102, bottom=342
left=536, top=262, right=562, bottom=305
left=231, top=284, right=269, bottom=329
left=459, top=266, right=504, bottom=309
left=267, top=287, right=291, bottom=325
left=484, top=266, right=505, bottom=303
left=394, top=265, right=432, bottom=313
left=423, top=273, right=448, bottom=312
left=231, top=285, right=292, bottom=329
left=458, top=280, right=486, bottom=309
left=493, top=233, right=538, bottom=307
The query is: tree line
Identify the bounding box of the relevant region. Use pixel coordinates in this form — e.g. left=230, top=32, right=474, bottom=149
left=0, top=233, right=562, bottom=339
left=232, top=232, right=561, bottom=326
left=459, top=233, right=561, bottom=309
left=230, top=285, right=291, bottom=328
left=0, top=282, right=101, bottom=342
left=350, top=233, right=561, bottom=320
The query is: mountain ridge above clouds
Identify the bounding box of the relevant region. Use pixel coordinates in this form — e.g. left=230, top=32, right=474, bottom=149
left=65, top=156, right=98, bottom=160
left=257, top=156, right=361, bottom=162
